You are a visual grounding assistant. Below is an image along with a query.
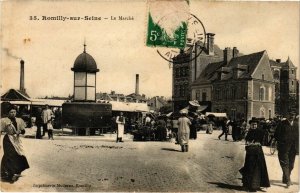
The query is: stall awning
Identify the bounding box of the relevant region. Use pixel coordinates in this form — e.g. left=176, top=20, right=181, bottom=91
left=2, top=99, right=66, bottom=107
left=110, top=101, right=149, bottom=112
left=30, top=99, right=66, bottom=106
left=205, top=112, right=227, bottom=118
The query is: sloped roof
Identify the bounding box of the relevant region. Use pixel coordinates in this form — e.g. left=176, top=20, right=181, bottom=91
left=173, top=41, right=224, bottom=62
left=191, top=61, right=225, bottom=85
left=269, top=59, right=283, bottom=67
left=127, top=93, right=146, bottom=101
left=227, top=50, right=265, bottom=77
left=283, top=57, right=296, bottom=69
left=192, top=50, right=266, bottom=85
left=156, top=97, right=168, bottom=105
left=197, top=41, right=224, bottom=57
left=1, top=89, right=31, bottom=101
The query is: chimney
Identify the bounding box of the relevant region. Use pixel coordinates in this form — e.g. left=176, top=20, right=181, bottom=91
left=20, top=60, right=25, bottom=92
left=206, top=33, right=215, bottom=55
left=223, top=47, right=233, bottom=64
left=135, top=74, right=139, bottom=95
left=276, top=59, right=281, bottom=63
left=232, top=47, right=239, bottom=58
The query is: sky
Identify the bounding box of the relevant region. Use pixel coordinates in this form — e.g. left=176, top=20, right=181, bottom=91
left=1, top=0, right=299, bottom=99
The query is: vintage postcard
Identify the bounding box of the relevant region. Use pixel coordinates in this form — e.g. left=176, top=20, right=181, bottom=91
left=0, top=0, right=299, bottom=192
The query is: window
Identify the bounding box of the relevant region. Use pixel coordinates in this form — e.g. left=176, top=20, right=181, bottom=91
left=214, top=89, right=218, bottom=100
left=268, top=87, right=272, bottom=101
left=262, top=74, right=264, bottom=80
left=196, top=91, right=200, bottom=101
left=179, top=85, right=182, bottom=97
left=202, top=92, right=207, bottom=101
left=259, top=86, right=265, bottom=101
left=186, top=67, right=189, bottom=76
left=231, top=109, right=236, bottom=120
left=260, top=107, right=265, bottom=118
left=292, top=80, right=294, bottom=85
left=269, top=109, right=271, bottom=119
left=180, top=67, right=184, bottom=77
left=179, top=85, right=185, bottom=97
left=231, top=87, right=236, bottom=99
left=181, top=67, right=185, bottom=77
left=175, top=85, right=180, bottom=97
left=226, top=89, right=229, bottom=100
left=218, top=89, right=222, bottom=100
left=292, top=70, right=294, bottom=74
left=274, top=71, right=280, bottom=80
left=183, top=83, right=188, bottom=97
left=175, top=68, right=180, bottom=78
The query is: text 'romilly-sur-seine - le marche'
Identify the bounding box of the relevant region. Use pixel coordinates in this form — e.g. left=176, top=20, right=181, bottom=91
left=29, top=16, right=134, bottom=21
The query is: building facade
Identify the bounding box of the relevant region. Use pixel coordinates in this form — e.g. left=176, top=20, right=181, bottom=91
left=270, top=58, right=299, bottom=115
left=172, top=34, right=224, bottom=111
left=174, top=32, right=298, bottom=118
left=191, top=49, right=275, bottom=121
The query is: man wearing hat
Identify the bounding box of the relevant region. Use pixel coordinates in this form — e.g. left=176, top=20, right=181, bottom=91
left=41, top=105, right=54, bottom=138
left=274, top=114, right=299, bottom=188
left=0, top=105, right=30, bottom=183
left=177, top=109, right=191, bottom=152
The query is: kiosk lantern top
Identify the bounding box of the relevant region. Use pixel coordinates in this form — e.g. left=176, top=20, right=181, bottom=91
left=71, top=45, right=99, bottom=73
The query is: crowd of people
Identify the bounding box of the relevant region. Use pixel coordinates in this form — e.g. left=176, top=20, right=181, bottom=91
left=1, top=103, right=299, bottom=190
left=130, top=110, right=299, bottom=192
left=238, top=115, right=299, bottom=192
left=31, top=105, right=62, bottom=140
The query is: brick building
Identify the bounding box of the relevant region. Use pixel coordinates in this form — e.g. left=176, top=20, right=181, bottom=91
left=172, top=33, right=224, bottom=111
left=191, top=49, right=275, bottom=121
left=173, top=33, right=298, bottom=118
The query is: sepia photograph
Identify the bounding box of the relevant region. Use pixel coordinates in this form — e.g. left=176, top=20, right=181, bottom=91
left=0, top=0, right=299, bottom=192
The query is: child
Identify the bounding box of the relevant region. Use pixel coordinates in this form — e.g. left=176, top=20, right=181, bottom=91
left=47, top=118, right=54, bottom=140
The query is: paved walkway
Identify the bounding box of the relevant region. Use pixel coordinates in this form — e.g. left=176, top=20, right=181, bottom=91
left=1, top=130, right=298, bottom=192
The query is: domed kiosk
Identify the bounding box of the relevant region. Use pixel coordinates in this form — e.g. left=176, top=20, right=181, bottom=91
left=62, top=45, right=112, bottom=135
left=72, top=46, right=99, bottom=101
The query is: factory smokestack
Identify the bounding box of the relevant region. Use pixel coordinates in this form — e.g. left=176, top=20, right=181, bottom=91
left=135, top=74, right=139, bottom=95
left=20, top=60, right=25, bottom=93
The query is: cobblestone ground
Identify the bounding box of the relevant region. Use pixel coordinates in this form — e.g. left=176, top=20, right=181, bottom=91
left=0, top=131, right=298, bottom=192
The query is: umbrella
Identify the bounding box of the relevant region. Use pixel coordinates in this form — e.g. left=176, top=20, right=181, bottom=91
left=166, top=112, right=173, bottom=117
left=189, top=100, right=200, bottom=107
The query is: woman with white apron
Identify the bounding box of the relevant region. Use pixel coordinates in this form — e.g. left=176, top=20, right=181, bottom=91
left=116, top=112, right=125, bottom=142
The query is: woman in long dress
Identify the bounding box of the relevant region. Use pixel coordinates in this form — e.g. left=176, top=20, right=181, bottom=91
left=1, top=105, right=30, bottom=183
left=116, top=112, right=125, bottom=143
left=240, top=118, right=270, bottom=192
left=177, top=109, right=191, bottom=152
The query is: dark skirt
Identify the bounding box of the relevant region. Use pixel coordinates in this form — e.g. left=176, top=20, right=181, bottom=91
left=190, top=126, right=197, bottom=139
left=1, top=135, right=29, bottom=178
left=240, top=145, right=270, bottom=190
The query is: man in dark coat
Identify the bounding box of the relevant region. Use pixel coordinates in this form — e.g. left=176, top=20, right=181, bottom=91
left=189, top=115, right=198, bottom=139
left=274, top=115, right=299, bottom=188
left=218, top=118, right=228, bottom=140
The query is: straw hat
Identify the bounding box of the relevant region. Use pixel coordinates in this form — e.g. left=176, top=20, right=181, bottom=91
left=180, top=109, right=188, bottom=114
left=189, top=100, right=200, bottom=107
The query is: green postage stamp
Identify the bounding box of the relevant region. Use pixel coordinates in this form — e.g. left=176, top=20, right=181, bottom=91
left=146, top=0, right=190, bottom=49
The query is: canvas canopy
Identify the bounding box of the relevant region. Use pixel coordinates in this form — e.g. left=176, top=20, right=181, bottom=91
left=2, top=99, right=66, bottom=107
left=110, top=101, right=149, bottom=112
left=205, top=112, right=227, bottom=118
